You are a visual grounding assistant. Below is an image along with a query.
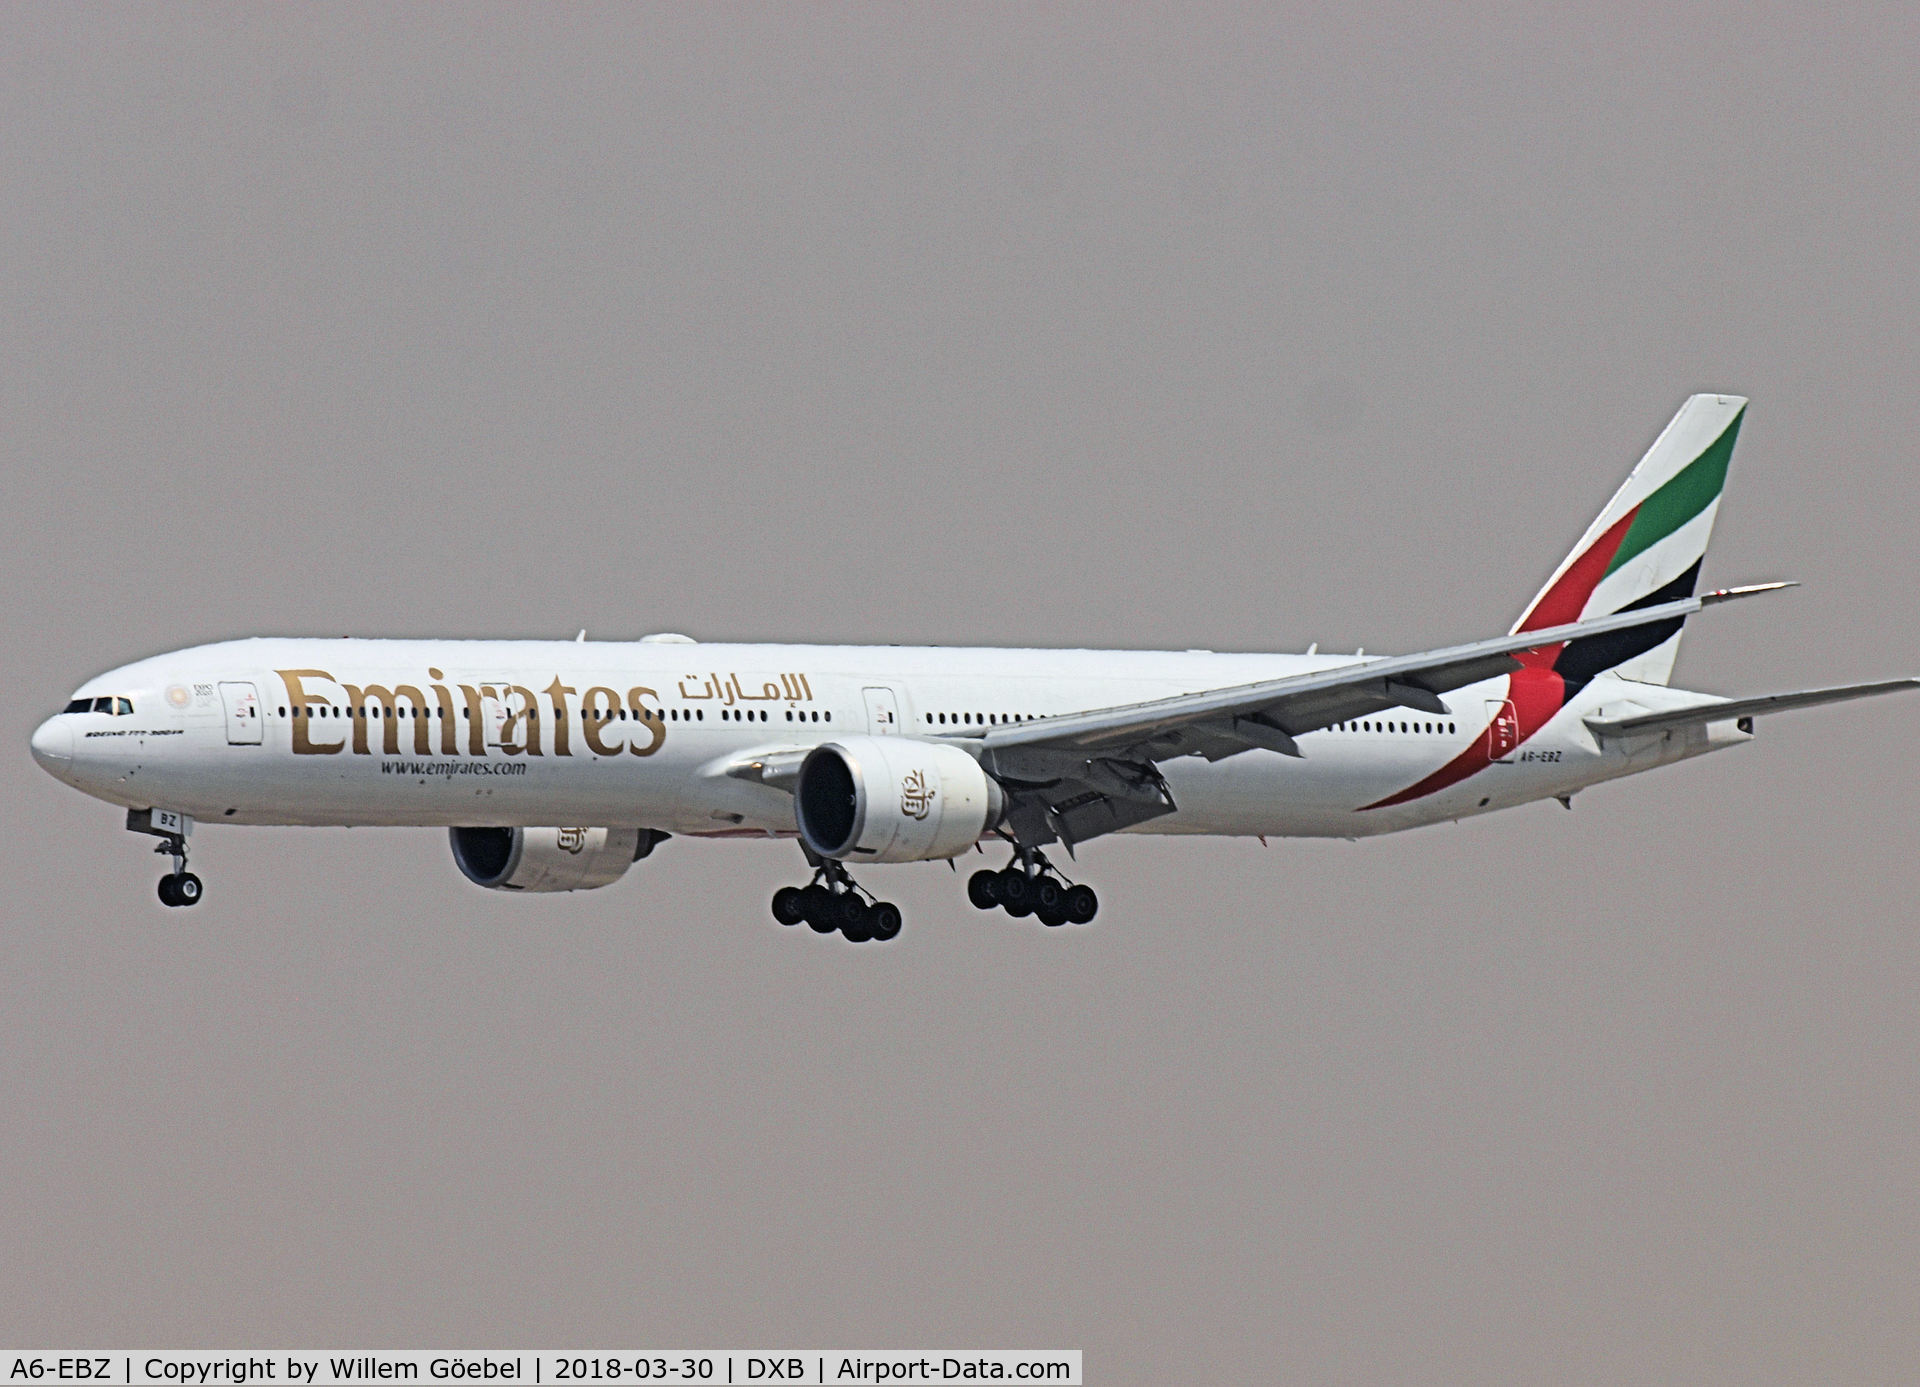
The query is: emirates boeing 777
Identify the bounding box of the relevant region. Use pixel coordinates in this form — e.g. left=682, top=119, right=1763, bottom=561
left=30, top=395, right=1916, bottom=940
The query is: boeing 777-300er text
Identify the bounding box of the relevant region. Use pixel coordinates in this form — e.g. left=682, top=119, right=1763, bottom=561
left=29, top=395, right=1918, bottom=939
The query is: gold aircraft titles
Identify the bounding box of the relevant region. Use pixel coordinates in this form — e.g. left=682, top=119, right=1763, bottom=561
left=275, top=668, right=820, bottom=758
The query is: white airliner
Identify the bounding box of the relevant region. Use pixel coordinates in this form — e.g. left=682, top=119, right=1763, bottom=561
left=30, top=395, right=1916, bottom=939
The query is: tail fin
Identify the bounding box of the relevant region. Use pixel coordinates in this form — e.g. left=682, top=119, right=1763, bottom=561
left=1514, top=393, right=1746, bottom=687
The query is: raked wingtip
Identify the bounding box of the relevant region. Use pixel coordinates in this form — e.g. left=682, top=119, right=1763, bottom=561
left=1701, top=581, right=1799, bottom=605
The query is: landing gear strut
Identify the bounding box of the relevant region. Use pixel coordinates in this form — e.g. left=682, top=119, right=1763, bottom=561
left=771, top=858, right=903, bottom=944
left=129, top=808, right=202, bottom=908
left=968, top=847, right=1097, bottom=928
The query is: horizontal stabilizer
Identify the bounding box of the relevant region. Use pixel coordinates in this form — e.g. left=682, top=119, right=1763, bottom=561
left=1585, top=678, right=1920, bottom=739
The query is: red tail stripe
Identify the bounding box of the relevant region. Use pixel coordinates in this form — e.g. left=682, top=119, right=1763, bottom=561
left=1517, top=506, right=1638, bottom=633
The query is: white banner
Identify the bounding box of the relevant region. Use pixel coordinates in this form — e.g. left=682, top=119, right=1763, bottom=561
left=2, top=1354, right=1081, bottom=1387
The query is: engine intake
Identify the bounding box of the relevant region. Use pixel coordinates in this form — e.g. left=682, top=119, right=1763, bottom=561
left=449, top=825, right=666, bottom=892
left=794, top=736, right=1004, bottom=863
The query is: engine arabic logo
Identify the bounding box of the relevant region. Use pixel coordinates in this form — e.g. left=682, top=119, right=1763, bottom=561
left=900, top=768, right=935, bottom=821
left=557, top=827, right=587, bottom=854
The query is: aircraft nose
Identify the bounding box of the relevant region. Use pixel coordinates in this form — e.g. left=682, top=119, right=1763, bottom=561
left=29, top=715, right=73, bottom=772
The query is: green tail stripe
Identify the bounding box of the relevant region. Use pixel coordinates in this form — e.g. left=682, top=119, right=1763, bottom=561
left=1603, top=408, right=1743, bottom=578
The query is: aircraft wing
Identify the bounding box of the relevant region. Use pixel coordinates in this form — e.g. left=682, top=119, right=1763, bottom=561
left=966, top=584, right=1790, bottom=848
left=1583, top=677, right=1920, bottom=739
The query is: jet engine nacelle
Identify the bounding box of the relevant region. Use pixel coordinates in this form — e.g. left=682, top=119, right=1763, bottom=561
left=449, top=825, right=665, bottom=892
left=794, top=736, right=1004, bottom=863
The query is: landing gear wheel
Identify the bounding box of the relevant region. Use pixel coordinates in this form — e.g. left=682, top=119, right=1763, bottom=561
left=967, top=869, right=1001, bottom=910
left=174, top=872, right=203, bottom=906
left=1003, top=896, right=1034, bottom=919
left=1037, top=904, right=1069, bottom=928
left=158, top=875, right=179, bottom=907
left=869, top=902, right=903, bottom=942
left=1064, top=884, right=1098, bottom=925
left=840, top=901, right=876, bottom=944
left=1033, top=877, right=1063, bottom=912
left=771, top=886, right=807, bottom=926
left=802, top=884, right=837, bottom=933
left=834, top=891, right=869, bottom=931
left=998, top=867, right=1031, bottom=907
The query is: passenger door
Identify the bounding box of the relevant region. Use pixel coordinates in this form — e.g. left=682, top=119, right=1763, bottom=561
left=479, top=682, right=515, bottom=748
left=863, top=686, right=901, bottom=735
left=219, top=681, right=263, bottom=745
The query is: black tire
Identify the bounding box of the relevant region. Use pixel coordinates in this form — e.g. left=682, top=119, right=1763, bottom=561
left=1064, top=884, right=1099, bottom=925
left=1033, top=877, right=1063, bottom=911
left=157, top=875, right=180, bottom=907
left=1004, top=896, right=1033, bottom=919
left=174, top=872, right=203, bottom=907
left=869, top=902, right=903, bottom=942
left=1037, top=904, right=1068, bottom=928
left=998, top=867, right=1031, bottom=906
left=967, top=869, right=1001, bottom=910
left=840, top=900, right=875, bottom=943
left=802, top=884, right=836, bottom=933
left=771, top=886, right=807, bottom=926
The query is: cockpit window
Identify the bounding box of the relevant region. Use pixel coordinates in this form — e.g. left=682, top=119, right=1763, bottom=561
left=62, top=696, right=134, bottom=715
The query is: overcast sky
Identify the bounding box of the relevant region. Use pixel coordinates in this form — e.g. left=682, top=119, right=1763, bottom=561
left=4, top=6, right=1919, bottom=1382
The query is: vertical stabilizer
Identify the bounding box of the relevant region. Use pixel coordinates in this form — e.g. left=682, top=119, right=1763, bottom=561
left=1514, top=394, right=1746, bottom=687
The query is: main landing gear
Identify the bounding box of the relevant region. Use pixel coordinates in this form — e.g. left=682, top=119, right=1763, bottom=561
left=968, top=848, right=1097, bottom=928
left=770, top=861, right=903, bottom=944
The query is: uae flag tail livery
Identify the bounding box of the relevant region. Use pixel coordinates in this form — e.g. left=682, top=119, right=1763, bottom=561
left=1365, top=395, right=1744, bottom=809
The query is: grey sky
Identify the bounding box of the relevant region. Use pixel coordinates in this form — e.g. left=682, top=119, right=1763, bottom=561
left=4, top=6, right=1919, bottom=1381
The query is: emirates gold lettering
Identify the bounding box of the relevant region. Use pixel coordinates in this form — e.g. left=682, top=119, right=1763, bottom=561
left=275, top=667, right=815, bottom=757
left=498, top=684, right=541, bottom=756
left=458, top=683, right=487, bottom=756
left=627, top=687, right=665, bottom=756
left=546, top=677, right=577, bottom=756
left=427, top=668, right=460, bottom=755
left=277, top=670, right=345, bottom=755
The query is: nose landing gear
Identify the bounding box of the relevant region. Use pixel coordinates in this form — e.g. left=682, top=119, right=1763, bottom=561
left=771, top=859, right=903, bottom=943
left=129, top=808, right=203, bottom=908
left=968, top=848, right=1097, bottom=928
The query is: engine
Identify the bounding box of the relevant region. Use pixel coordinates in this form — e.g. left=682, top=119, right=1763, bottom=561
left=794, top=736, right=1005, bottom=863
left=449, top=825, right=666, bottom=892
